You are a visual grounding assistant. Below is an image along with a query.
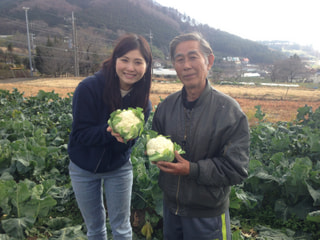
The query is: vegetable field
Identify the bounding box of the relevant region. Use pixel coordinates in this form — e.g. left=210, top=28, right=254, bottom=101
left=0, top=80, right=320, bottom=239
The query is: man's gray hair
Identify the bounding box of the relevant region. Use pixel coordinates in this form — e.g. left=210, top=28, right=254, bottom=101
left=169, top=32, right=213, bottom=62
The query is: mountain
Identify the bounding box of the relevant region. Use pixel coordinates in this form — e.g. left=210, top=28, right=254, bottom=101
left=0, top=0, right=285, bottom=64
left=259, top=40, right=319, bottom=62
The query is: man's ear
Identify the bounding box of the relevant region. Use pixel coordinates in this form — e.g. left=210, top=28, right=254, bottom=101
left=207, top=54, right=214, bottom=70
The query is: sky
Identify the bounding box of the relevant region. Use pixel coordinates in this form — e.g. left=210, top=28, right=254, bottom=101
left=155, top=0, right=320, bottom=52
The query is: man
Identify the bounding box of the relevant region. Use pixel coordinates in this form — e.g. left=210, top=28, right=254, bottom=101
left=152, top=32, right=250, bottom=240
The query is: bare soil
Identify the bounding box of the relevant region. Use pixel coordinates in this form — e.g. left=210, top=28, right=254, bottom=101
left=1, top=78, right=320, bottom=126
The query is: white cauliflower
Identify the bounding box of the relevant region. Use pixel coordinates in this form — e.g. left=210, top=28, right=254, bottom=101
left=144, top=132, right=185, bottom=162
left=108, top=107, right=144, bottom=143
left=146, top=135, right=174, bottom=156
left=113, top=110, right=141, bottom=133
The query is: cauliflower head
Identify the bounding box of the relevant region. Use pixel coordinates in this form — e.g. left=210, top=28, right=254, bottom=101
left=114, top=110, right=141, bottom=131
left=146, top=135, right=174, bottom=156
left=145, top=133, right=185, bottom=162
left=108, top=107, right=144, bottom=143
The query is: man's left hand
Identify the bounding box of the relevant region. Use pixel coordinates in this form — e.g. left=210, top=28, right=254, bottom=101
left=155, top=151, right=190, bottom=175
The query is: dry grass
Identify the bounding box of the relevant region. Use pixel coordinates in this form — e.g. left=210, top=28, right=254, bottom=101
left=150, top=83, right=320, bottom=125
left=1, top=78, right=320, bottom=125
left=151, top=82, right=320, bottom=101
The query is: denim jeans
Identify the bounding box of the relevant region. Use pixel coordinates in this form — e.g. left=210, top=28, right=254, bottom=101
left=69, top=160, right=133, bottom=240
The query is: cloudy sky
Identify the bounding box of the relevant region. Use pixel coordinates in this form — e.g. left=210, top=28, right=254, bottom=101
left=155, top=0, right=320, bottom=51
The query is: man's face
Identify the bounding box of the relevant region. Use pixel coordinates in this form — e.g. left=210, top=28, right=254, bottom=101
left=173, top=40, right=213, bottom=90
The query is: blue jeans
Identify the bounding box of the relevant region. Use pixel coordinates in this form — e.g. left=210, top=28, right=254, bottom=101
left=69, top=160, right=133, bottom=240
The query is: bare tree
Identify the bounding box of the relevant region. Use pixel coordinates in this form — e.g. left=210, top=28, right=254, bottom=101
left=35, top=37, right=73, bottom=77
left=76, top=28, right=113, bottom=75
left=271, top=54, right=307, bottom=82
left=270, top=61, right=281, bottom=82
left=7, top=43, right=14, bottom=64
left=286, top=54, right=305, bottom=82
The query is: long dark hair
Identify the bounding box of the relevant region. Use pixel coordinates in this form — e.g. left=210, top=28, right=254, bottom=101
left=101, top=33, right=152, bottom=112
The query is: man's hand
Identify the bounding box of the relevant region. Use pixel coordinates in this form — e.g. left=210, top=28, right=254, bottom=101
left=155, top=151, right=190, bottom=175
left=107, top=126, right=125, bottom=143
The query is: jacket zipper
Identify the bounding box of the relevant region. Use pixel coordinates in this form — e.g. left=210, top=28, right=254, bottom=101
left=175, top=108, right=190, bottom=214
left=175, top=175, right=181, bottom=215
left=94, top=148, right=106, bottom=173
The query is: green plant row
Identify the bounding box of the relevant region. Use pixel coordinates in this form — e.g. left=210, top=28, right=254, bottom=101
left=0, top=89, right=319, bottom=239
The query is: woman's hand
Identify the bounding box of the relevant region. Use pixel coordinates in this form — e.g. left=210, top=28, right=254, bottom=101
left=107, top=126, right=125, bottom=143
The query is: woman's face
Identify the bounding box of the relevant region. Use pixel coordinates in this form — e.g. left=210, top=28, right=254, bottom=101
left=116, top=49, right=147, bottom=91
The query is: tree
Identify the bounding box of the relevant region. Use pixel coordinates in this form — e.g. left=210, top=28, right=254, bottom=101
left=286, top=54, right=306, bottom=82
left=78, top=43, right=101, bottom=76
left=270, top=64, right=279, bottom=82
left=0, top=49, right=5, bottom=63
left=34, top=37, right=73, bottom=77
left=6, top=43, right=14, bottom=64
left=271, top=54, right=307, bottom=82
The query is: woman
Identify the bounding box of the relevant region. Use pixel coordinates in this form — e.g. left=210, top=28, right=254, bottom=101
left=68, top=33, right=152, bottom=240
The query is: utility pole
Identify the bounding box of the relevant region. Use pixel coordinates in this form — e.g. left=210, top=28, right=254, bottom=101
left=31, top=33, right=35, bottom=50
left=23, top=7, right=33, bottom=77
left=149, top=30, right=153, bottom=52
left=72, top=11, right=79, bottom=77
left=149, top=30, right=153, bottom=75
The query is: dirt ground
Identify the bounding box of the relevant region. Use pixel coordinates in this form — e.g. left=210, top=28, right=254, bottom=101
left=1, top=78, right=320, bottom=125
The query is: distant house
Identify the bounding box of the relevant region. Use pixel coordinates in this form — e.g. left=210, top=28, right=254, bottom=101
left=222, top=56, right=249, bottom=65
left=0, top=35, right=13, bottom=38
left=243, top=72, right=261, bottom=77
left=312, top=70, right=320, bottom=83
left=241, top=58, right=250, bottom=64
left=153, top=68, right=177, bottom=79
left=153, top=61, right=162, bottom=68
left=223, top=56, right=241, bottom=64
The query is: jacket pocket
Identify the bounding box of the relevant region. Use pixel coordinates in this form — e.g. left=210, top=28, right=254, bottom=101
left=180, top=178, right=228, bottom=209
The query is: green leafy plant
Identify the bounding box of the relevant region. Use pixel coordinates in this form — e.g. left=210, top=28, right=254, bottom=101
left=1, top=89, right=319, bottom=239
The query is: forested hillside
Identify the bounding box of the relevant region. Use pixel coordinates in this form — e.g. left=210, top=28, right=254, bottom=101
left=0, top=0, right=285, bottom=64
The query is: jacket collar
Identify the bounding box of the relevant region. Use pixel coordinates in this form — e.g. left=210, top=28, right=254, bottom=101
left=182, top=79, right=211, bottom=109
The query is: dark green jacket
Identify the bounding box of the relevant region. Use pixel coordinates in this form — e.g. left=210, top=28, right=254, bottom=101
left=152, top=81, right=250, bottom=217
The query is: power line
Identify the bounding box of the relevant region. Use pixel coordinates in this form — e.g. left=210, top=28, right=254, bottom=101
left=1, top=11, right=153, bottom=74
left=1, top=13, right=123, bottom=50
left=1, top=12, right=117, bottom=46
left=4, top=38, right=110, bottom=58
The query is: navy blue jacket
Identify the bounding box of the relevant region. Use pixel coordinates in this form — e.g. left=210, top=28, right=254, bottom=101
left=68, top=71, right=152, bottom=173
